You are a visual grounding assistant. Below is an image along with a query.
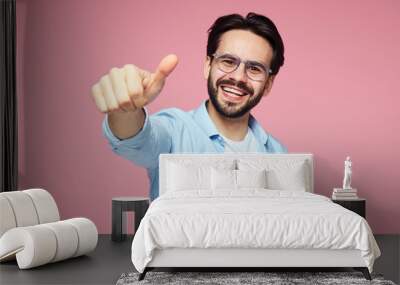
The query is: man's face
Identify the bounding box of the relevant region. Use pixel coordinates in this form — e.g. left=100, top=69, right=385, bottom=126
left=204, top=29, right=275, bottom=118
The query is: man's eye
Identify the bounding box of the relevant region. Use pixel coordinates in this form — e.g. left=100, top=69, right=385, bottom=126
left=248, top=65, right=263, bottom=74
left=220, top=59, right=236, bottom=66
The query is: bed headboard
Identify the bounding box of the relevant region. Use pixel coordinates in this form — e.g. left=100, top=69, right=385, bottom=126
left=159, top=153, right=314, bottom=195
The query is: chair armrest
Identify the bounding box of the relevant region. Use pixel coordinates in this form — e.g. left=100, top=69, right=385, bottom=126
left=0, top=218, right=98, bottom=269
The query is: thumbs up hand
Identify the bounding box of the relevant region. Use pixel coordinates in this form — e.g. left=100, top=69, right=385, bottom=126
left=91, top=54, right=178, bottom=113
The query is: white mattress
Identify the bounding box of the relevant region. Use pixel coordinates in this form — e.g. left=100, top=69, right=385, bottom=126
left=131, top=190, right=380, bottom=273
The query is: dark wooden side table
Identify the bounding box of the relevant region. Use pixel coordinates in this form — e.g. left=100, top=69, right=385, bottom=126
left=332, top=198, right=366, bottom=218
left=112, top=197, right=149, bottom=242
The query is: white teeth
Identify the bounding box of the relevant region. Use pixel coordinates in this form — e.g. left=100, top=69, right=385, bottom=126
left=221, top=86, right=246, bottom=96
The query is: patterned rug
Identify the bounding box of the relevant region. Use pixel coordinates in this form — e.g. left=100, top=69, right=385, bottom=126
left=116, top=271, right=396, bottom=285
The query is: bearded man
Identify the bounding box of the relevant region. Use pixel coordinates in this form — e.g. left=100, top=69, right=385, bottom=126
left=91, top=12, right=287, bottom=200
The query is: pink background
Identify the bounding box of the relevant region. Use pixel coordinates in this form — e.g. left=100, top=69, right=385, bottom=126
left=16, top=0, right=400, bottom=234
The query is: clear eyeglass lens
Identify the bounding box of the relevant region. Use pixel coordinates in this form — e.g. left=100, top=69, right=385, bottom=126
left=246, top=64, right=265, bottom=80
left=215, top=56, right=267, bottom=81
left=218, top=58, right=237, bottom=72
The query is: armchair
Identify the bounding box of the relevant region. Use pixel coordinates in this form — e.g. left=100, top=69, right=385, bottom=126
left=0, top=188, right=98, bottom=269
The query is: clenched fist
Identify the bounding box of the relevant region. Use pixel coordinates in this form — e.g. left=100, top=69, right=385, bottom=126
left=91, top=54, right=178, bottom=113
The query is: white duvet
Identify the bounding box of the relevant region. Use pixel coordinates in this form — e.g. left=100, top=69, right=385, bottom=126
left=131, top=190, right=380, bottom=273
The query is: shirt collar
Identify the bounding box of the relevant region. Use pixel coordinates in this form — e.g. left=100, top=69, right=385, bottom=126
left=248, top=113, right=269, bottom=146
left=193, top=99, right=269, bottom=146
left=193, top=100, right=220, bottom=139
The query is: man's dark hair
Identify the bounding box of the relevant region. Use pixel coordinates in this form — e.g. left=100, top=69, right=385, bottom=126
left=207, top=12, right=285, bottom=75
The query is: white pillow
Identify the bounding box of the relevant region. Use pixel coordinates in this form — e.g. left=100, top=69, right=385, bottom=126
left=238, top=159, right=308, bottom=191
left=236, top=169, right=267, bottom=189
left=211, top=168, right=268, bottom=190
left=167, top=163, right=210, bottom=191
left=211, top=168, right=236, bottom=190
left=166, top=160, right=236, bottom=191
left=267, top=166, right=307, bottom=191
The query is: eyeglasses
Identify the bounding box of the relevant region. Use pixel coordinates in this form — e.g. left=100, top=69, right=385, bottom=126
left=211, top=53, right=272, bottom=82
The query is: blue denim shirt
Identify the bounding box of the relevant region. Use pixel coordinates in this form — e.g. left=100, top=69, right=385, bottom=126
left=102, top=100, right=287, bottom=200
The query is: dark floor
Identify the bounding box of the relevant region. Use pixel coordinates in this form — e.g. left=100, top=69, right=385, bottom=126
left=0, top=235, right=133, bottom=285
left=0, top=234, right=399, bottom=285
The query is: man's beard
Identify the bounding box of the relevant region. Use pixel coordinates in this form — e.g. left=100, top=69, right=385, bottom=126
left=207, top=76, right=265, bottom=118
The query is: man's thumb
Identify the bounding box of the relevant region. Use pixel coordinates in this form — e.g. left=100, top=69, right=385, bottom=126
left=152, top=54, right=179, bottom=84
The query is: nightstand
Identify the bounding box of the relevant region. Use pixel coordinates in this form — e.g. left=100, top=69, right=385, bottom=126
left=332, top=198, right=366, bottom=218
left=112, top=197, right=149, bottom=242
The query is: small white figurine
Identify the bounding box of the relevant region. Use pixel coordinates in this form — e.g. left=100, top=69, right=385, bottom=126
left=342, top=156, right=352, bottom=189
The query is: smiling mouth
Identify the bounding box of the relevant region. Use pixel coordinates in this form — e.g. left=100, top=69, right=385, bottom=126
left=220, top=85, right=249, bottom=97
left=219, top=86, right=249, bottom=103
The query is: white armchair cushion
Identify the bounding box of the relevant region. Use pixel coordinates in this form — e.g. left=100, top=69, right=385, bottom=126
left=42, top=221, right=79, bottom=262
left=0, top=189, right=98, bottom=269
left=64, top=218, right=98, bottom=257
left=0, top=218, right=98, bottom=269
left=0, top=225, right=57, bottom=269
left=24, top=188, right=60, bottom=223
left=1, top=191, right=39, bottom=227
left=0, top=196, right=17, bottom=237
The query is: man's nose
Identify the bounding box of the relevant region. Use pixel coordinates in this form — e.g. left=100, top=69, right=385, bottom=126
left=228, top=62, right=248, bottom=83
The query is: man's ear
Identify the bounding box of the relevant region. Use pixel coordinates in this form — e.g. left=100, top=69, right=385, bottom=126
left=203, top=56, right=211, bottom=80
left=263, top=75, right=276, bottom=96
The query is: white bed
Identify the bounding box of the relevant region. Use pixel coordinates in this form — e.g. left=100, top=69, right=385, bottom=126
left=131, top=153, right=380, bottom=280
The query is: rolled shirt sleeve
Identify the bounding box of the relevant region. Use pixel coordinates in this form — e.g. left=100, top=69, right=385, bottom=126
left=102, top=107, right=172, bottom=169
